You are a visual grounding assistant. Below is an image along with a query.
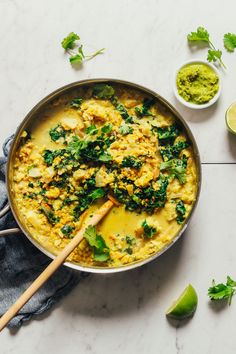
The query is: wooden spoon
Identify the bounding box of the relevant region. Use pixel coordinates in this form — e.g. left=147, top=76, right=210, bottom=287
left=0, top=199, right=114, bottom=331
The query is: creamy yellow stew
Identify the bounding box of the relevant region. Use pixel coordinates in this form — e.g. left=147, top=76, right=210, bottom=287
left=11, top=84, right=198, bottom=268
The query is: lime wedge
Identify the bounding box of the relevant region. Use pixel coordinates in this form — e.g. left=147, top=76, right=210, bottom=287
left=166, top=284, right=198, bottom=320
left=226, top=102, right=236, bottom=134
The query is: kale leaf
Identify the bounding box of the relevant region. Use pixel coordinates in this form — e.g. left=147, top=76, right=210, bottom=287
left=49, top=125, right=66, bottom=142
left=160, top=141, right=189, bottom=161
left=142, top=220, right=157, bottom=238
left=135, top=98, right=155, bottom=117
left=176, top=200, right=186, bottom=224
left=121, top=156, right=142, bottom=169
left=160, top=155, right=188, bottom=184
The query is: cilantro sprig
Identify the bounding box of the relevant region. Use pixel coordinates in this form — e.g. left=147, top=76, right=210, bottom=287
left=61, top=32, right=105, bottom=66
left=84, top=225, right=110, bottom=262
left=187, top=27, right=226, bottom=69
left=208, top=276, right=236, bottom=305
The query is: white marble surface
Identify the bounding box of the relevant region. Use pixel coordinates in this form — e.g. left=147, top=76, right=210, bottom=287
left=1, top=0, right=236, bottom=353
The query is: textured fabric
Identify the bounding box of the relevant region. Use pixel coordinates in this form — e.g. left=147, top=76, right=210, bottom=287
left=0, top=136, right=85, bottom=328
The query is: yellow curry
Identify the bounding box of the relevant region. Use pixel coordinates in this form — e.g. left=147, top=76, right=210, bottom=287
left=11, top=84, right=198, bottom=268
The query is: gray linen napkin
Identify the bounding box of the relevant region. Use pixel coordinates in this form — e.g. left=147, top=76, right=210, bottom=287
left=0, top=136, right=85, bottom=329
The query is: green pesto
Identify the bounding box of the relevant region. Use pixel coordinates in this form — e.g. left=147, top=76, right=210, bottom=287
left=176, top=64, right=219, bottom=104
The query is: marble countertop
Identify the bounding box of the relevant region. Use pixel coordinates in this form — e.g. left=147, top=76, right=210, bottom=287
left=1, top=0, right=236, bottom=353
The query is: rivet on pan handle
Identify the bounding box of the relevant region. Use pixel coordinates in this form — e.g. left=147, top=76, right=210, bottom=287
left=0, top=203, right=21, bottom=236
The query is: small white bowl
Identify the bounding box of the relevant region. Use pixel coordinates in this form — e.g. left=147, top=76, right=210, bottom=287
left=173, top=59, right=221, bottom=109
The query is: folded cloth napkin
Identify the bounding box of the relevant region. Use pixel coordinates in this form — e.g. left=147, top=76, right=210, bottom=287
left=0, top=136, right=85, bottom=329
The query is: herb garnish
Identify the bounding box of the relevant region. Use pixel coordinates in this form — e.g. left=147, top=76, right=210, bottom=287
left=61, top=32, right=105, bottom=66
left=208, top=276, right=236, bottom=305
left=176, top=200, right=186, bottom=224
left=142, top=220, right=157, bottom=238
left=49, top=125, right=66, bottom=142
left=224, top=33, right=236, bottom=52
left=187, top=27, right=226, bottom=68
left=119, top=124, right=133, bottom=135
left=135, top=98, right=154, bottom=117
left=84, top=225, right=110, bottom=262
left=61, top=224, right=75, bottom=238
left=160, top=155, right=188, bottom=184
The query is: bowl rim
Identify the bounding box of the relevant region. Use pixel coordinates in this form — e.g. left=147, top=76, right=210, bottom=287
left=173, top=59, right=221, bottom=109
left=6, top=78, right=202, bottom=274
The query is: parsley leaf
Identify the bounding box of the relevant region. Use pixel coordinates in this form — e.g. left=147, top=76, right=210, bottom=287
left=142, top=220, right=157, bottom=238
left=61, top=32, right=80, bottom=50
left=208, top=276, right=236, bottom=305
left=224, top=33, right=236, bottom=52
left=84, top=225, right=110, bottom=262
left=69, top=53, right=83, bottom=65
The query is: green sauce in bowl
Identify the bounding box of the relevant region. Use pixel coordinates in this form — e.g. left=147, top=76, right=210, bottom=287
left=176, top=63, right=219, bottom=105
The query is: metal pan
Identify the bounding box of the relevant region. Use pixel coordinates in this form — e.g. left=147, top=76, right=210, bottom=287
left=1, top=79, right=201, bottom=273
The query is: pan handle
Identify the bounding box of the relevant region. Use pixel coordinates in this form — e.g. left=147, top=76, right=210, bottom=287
left=0, top=203, right=21, bottom=236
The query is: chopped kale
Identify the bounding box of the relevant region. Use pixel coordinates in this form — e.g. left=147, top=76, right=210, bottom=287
left=73, top=187, right=106, bottom=218
left=70, top=98, right=83, bottom=108
left=155, top=124, right=180, bottom=144
left=142, top=220, right=157, bottom=238
left=101, top=123, right=113, bottom=134
left=85, top=124, right=98, bottom=135
left=135, top=98, right=155, bottom=117
left=92, top=84, right=115, bottom=99
left=176, top=200, right=186, bottom=224
left=160, top=155, right=188, bottom=184
left=49, top=125, right=66, bottom=142
left=61, top=224, right=75, bottom=238
left=114, top=177, right=168, bottom=213
left=116, top=103, right=134, bottom=123
left=160, top=140, right=189, bottom=161
left=40, top=206, right=60, bottom=225
left=43, top=150, right=56, bottom=166
left=119, top=124, right=133, bottom=135
left=121, top=156, right=142, bottom=169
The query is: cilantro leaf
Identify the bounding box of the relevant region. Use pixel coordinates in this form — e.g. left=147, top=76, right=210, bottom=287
left=88, top=188, right=105, bottom=201
left=61, top=32, right=80, bottom=50
left=187, top=26, right=210, bottom=43
left=207, top=49, right=222, bottom=63
left=224, top=33, right=236, bottom=52
left=142, top=220, right=157, bottom=238
left=84, top=226, right=110, bottom=262
left=208, top=276, right=236, bottom=305
left=92, top=84, right=115, bottom=99
left=187, top=27, right=226, bottom=68
left=69, top=53, right=83, bottom=65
